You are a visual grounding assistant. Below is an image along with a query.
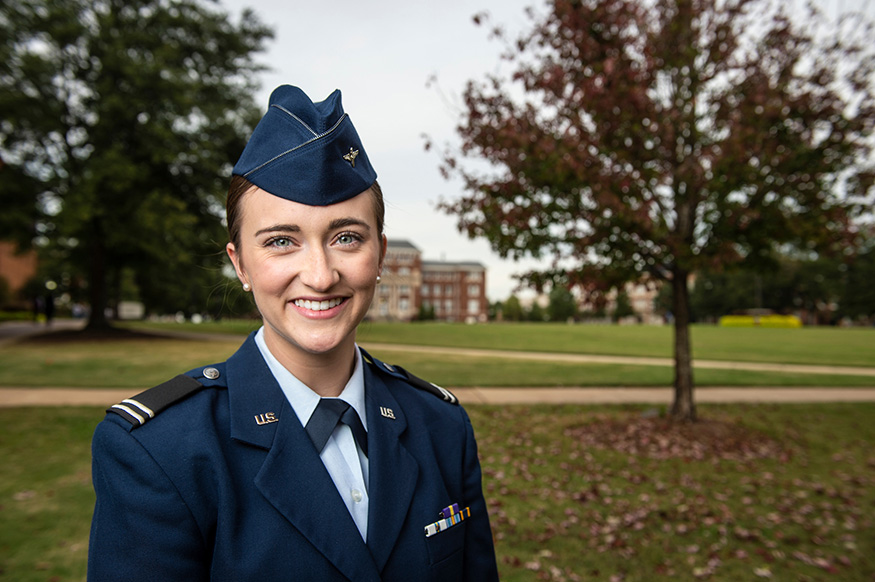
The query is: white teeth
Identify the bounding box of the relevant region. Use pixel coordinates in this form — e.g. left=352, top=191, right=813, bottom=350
left=295, top=298, right=343, bottom=311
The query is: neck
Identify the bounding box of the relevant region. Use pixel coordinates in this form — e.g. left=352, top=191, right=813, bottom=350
left=264, top=332, right=357, bottom=397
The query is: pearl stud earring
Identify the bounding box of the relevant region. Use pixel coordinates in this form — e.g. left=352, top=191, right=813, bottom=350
left=242, top=283, right=251, bottom=292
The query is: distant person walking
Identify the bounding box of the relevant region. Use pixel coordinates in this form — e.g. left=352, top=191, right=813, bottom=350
left=43, top=293, right=54, bottom=326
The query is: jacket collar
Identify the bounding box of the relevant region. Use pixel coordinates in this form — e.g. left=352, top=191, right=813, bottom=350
left=225, top=334, right=285, bottom=450
left=362, top=359, right=420, bottom=570
left=224, top=335, right=420, bottom=578
left=225, top=335, right=379, bottom=580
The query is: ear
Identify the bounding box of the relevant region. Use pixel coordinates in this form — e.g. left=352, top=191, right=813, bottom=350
left=379, top=235, right=388, bottom=273
left=226, top=242, right=248, bottom=286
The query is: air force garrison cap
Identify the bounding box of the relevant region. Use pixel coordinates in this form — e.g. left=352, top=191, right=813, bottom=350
left=232, top=85, right=377, bottom=206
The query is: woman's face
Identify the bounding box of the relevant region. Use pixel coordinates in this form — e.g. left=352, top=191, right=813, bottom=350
left=227, top=186, right=386, bottom=362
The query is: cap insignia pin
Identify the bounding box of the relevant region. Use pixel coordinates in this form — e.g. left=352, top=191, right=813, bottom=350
left=380, top=406, right=396, bottom=420
left=343, top=147, right=359, bottom=167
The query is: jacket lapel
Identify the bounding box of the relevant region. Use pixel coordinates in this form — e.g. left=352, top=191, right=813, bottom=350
left=364, top=362, right=420, bottom=571
left=226, top=335, right=380, bottom=581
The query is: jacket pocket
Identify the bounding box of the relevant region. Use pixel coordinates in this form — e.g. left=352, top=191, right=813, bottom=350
left=425, top=519, right=465, bottom=566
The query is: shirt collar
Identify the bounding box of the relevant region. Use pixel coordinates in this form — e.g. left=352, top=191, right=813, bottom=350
left=254, top=327, right=367, bottom=430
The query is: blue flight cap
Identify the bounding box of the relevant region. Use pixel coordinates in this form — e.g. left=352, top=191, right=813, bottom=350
left=232, top=85, right=377, bottom=205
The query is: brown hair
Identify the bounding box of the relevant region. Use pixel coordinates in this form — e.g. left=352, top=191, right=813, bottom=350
left=225, top=176, right=386, bottom=249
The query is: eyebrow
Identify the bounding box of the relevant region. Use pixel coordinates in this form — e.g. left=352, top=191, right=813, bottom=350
left=254, top=218, right=371, bottom=238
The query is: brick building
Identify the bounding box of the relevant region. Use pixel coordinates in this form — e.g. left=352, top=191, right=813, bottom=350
left=420, top=261, right=487, bottom=323
left=367, top=240, right=488, bottom=323
left=370, top=240, right=421, bottom=321
left=0, top=241, right=37, bottom=308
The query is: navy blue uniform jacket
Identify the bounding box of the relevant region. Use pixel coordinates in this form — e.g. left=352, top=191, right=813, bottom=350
left=88, top=334, right=499, bottom=581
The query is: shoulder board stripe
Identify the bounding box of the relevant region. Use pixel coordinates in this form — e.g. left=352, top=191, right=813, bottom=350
left=434, top=384, right=459, bottom=405
left=394, top=364, right=459, bottom=405
left=108, top=374, right=205, bottom=428
left=110, top=403, right=147, bottom=426
left=121, top=398, right=155, bottom=419
left=360, top=347, right=459, bottom=405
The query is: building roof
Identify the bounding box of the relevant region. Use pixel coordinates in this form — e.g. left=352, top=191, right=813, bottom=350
left=387, top=239, right=420, bottom=251
left=422, top=260, right=486, bottom=270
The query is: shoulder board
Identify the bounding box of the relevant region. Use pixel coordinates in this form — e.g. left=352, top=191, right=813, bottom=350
left=361, top=349, right=459, bottom=405
left=108, top=374, right=205, bottom=428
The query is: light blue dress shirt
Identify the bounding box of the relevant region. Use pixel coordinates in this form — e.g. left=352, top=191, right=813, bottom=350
left=254, top=328, right=370, bottom=540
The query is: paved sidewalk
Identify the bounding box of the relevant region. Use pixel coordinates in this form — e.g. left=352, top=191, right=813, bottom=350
left=2, top=386, right=875, bottom=408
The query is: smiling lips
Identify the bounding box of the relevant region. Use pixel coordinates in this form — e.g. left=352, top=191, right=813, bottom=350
left=293, top=298, right=345, bottom=312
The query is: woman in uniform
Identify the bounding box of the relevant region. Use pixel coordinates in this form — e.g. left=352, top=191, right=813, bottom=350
left=87, top=85, right=499, bottom=581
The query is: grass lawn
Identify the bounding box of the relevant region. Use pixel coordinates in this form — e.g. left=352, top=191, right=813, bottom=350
left=2, top=335, right=875, bottom=388
left=124, top=320, right=875, bottom=368
left=0, top=337, right=240, bottom=388
left=1, top=404, right=872, bottom=581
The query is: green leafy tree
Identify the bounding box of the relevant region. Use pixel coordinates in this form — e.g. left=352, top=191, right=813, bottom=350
left=435, top=0, right=875, bottom=421
left=689, top=269, right=757, bottom=320
left=417, top=302, right=437, bottom=321
left=547, top=285, right=578, bottom=321
left=526, top=301, right=546, bottom=322
left=612, top=289, right=636, bottom=322
left=0, top=0, right=272, bottom=329
left=687, top=253, right=844, bottom=323
left=840, top=240, right=875, bottom=323
left=502, top=294, right=525, bottom=321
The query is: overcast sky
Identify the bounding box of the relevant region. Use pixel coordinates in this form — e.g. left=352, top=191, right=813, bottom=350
left=218, top=0, right=872, bottom=302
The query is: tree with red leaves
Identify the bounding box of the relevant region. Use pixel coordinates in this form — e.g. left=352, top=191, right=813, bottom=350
left=434, top=0, right=875, bottom=421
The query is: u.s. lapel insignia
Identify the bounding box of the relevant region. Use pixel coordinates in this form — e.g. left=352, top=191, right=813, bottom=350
left=254, top=412, right=278, bottom=426
left=380, top=406, right=396, bottom=420
left=343, top=147, right=359, bottom=167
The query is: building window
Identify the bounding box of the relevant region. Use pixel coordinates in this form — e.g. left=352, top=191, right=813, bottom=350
left=400, top=298, right=410, bottom=312
left=468, top=299, right=480, bottom=314
left=468, top=284, right=479, bottom=296
left=422, top=284, right=430, bottom=296
left=444, top=299, right=453, bottom=312
left=400, top=285, right=410, bottom=295
left=399, top=267, right=410, bottom=276
left=445, top=285, right=454, bottom=295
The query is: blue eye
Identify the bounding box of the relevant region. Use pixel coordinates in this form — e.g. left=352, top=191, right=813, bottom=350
left=337, top=232, right=361, bottom=246
left=268, top=237, right=292, bottom=248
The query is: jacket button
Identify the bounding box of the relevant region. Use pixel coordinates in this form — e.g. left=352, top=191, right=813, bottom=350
left=203, top=367, right=220, bottom=380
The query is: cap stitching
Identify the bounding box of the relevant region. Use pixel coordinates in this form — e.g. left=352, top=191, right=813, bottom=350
left=270, top=103, right=319, bottom=137
left=243, top=113, right=350, bottom=178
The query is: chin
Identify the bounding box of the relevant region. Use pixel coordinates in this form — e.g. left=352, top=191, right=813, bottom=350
left=295, top=332, right=356, bottom=357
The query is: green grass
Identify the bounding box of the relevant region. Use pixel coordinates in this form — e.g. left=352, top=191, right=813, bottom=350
left=124, top=320, right=875, bottom=368
left=366, top=351, right=875, bottom=388
left=358, top=322, right=875, bottom=367
left=1, top=404, right=873, bottom=581
left=2, top=337, right=874, bottom=388
left=0, top=407, right=99, bottom=582
left=0, top=338, right=240, bottom=388
left=473, top=403, right=875, bottom=581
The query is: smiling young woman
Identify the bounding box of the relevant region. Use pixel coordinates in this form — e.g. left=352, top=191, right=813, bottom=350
left=226, top=183, right=387, bottom=395
left=88, top=85, right=499, bottom=582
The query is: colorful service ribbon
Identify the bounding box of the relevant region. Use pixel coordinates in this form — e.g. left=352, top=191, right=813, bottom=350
left=424, top=504, right=471, bottom=537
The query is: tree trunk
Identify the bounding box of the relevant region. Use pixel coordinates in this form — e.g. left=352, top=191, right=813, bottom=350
left=670, top=267, right=696, bottom=422
left=86, top=231, right=111, bottom=330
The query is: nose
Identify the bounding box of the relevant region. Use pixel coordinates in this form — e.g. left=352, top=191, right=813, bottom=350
left=299, top=245, right=340, bottom=291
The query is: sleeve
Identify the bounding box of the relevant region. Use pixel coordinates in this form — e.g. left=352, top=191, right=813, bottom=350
left=88, top=417, right=209, bottom=582
left=460, top=407, right=500, bottom=581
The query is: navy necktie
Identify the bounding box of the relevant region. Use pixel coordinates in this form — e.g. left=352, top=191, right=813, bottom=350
left=305, top=398, right=368, bottom=458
